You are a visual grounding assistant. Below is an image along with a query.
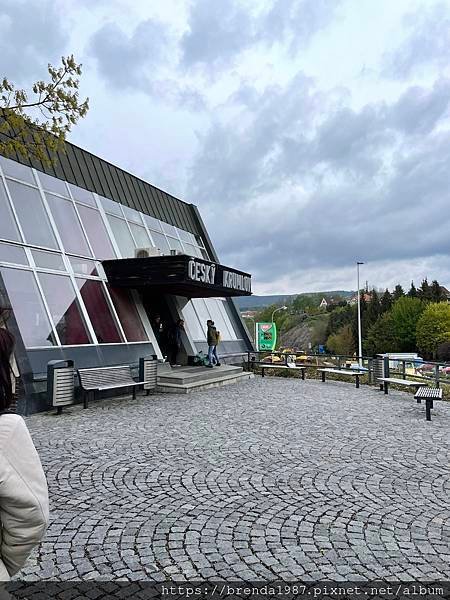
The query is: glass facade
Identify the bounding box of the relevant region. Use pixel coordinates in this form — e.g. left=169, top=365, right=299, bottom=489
left=0, top=155, right=241, bottom=351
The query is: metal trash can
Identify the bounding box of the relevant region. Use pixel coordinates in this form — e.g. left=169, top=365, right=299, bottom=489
left=139, top=355, right=158, bottom=394
left=374, top=354, right=390, bottom=389
left=47, top=360, right=75, bottom=414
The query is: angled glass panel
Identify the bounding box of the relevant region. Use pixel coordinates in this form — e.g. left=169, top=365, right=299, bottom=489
left=68, top=257, right=98, bottom=277
left=101, top=195, right=123, bottom=216
left=149, top=231, right=170, bottom=255
left=181, top=300, right=205, bottom=341
left=37, top=172, right=69, bottom=196
left=161, top=222, right=178, bottom=237
left=107, top=286, right=148, bottom=342
left=144, top=214, right=162, bottom=232
left=39, top=273, right=91, bottom=345
left=32, top=250, right=65, bottom=271
left=0, top=243, right=28, bottom=265
left=0, top=156, right=35, bottom=184
left=0, top=180, right=21, bottom=243
left=77, top=204, right=116, bottom=260
left=7, top=180, right=58, bottom=249
left=0, top=267, right=56, bottom=347
left=122, top=205, right=143, bottom=224
left=107, top=215, right=135, bottom=258
left=77, top=279, right=122, bottom=343
left=46, top=194, right=92, bottom=256
left=192, top=298, right=212, bottom=333
left=205, top=298, right=234, bottom=340
left=69, top=184, right=96, bottom=206
left=129, top=223, right=151, bottom=249
left=182, top=243, right=202, bottom=258
left=177, top=228, right=196, bottom=244
left=167, top=236, right=183, bottom=252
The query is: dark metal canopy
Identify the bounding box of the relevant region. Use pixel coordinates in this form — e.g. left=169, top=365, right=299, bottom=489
left=102, top=255, right=252, bottom=298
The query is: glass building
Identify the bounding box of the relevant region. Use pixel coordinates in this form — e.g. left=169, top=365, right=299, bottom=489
left=0, top=141, right=252, bottom=414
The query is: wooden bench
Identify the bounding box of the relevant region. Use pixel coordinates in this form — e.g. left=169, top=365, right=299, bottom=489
left=317, top=368, right=366, bottom=388
left=378, top=377, right=422, bottom=395
left=78, top=365, right=149, bottom=409
left=258, top=363, right=306, bottom=380
left=414, top=387, right=443, bottom=421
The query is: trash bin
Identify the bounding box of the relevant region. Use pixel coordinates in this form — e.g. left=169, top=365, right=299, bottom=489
left=139, top=355, right=158, bottom=394
left=47, top=360, right=75, bottom=414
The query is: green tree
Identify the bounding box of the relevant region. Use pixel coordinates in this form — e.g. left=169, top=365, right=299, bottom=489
left=431, top=280, right=444, bottom=302
left=0, top=55, right=89, bottom=165
left=325, top=304, right=355, bottom=337
left=418, top=278, right=432, bottom=301
left=380, top=289, right=392, bottom=313
left=392, top=284, right=405, bottom=301
left=365, top=289, right=381, bottom=329
left=416, top=302, right=450, bottom=358
left=326, top=324, right=355, bottom=356
left=407, top=281, right=417, bottom=297
left=365, top=313, right=400, bottom=356
left=390, top=296, right=425, bottom=351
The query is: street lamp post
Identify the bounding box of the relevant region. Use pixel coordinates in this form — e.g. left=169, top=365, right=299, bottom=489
left=357, top=262, right=364, bottom=367
left=271, top=305, right=288, bottom=324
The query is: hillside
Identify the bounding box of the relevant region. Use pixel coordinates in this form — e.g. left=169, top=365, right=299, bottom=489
left=237, top=290, right=354, bottom=311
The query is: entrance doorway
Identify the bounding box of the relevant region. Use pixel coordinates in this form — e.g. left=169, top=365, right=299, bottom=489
left=142, top=292, right=187, bottom=365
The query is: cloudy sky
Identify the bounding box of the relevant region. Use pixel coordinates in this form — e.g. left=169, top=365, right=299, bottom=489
left=1, top=0, right=450, bottom=294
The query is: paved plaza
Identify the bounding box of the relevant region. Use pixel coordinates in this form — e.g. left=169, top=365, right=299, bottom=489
left=22, top=377, right=450, bottom=582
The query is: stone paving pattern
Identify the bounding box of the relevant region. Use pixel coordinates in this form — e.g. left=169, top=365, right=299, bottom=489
left=21, top=378, right=450, bottom=581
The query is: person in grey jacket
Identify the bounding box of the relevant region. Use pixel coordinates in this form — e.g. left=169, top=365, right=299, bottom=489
left=0, top=328, right=49, bottom=581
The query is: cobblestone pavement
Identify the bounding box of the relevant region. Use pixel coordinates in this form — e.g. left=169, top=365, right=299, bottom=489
left=21, top=377, right=450, bottom=582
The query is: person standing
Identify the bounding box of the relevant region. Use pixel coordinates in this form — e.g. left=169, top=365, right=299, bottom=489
left=213, top=328, right=221, bottom=367
left=206, top=320, right=217, bottom=367
left=0, top=328, right=49, bottom=581
left=168, top=319, right=184, bottom=366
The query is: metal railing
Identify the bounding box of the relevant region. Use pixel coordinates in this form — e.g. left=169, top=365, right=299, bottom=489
left=243, top=351, right=450, bottom=391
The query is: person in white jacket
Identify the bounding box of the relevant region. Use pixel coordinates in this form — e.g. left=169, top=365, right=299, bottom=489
left=0, top=327, right=49, bottom=581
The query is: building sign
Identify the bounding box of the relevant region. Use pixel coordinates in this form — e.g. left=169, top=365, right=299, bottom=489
left=187, top=259, right=251, bottom=295
left=256, top=322, right=277, bottom=351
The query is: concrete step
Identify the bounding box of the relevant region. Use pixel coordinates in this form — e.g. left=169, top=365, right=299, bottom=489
left=157, top=370, right=254, bottom=394
left=158, top=364, right=243, bottom=386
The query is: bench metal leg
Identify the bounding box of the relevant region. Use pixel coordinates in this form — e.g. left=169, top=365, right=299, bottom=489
left=262, top=368, right=265, bottom=378
left=132, top=386, right=136, bottom=399
left=426, top=399, right=432, bottom=421
left=356, top=375, right=360, bottom=389
left=417, top=396, right=421, bottom=404
left=384, top=381, right=388, bottom=395
left=301, top=369, right=305, bottom=380
left=83, top=391, right=88, bottom=409
left=321, top=371, right=326, bottom=382
left=379, top=384, right=384, bottom=391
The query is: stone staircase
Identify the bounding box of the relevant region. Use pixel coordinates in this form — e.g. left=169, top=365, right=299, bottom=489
left=157, top=364, right=253, bottom=394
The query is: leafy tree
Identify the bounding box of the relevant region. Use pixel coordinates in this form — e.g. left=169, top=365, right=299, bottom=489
left=390, top=296, right=425, bottom=351
left=325, top=304, right=354, bottom=337
left=0, top=55, right=89, bottom=165
left=380, top=289, right=392, bottom=313
left=407, top=281, right=417, bottom=297
left=436, top=341, right=450, bottom=362
left=416, top=303, right=450, bottom=358
left=418, top=278, right=432, bottom=301
left=392, top=284, right=405, bottom=301
left=431, top=280, right=444, bottom=302
left=326, top=324, right=355, bottom=356
left=365, top=289, right=381, bottom=330
left=365, top=313, right=400, bottom=356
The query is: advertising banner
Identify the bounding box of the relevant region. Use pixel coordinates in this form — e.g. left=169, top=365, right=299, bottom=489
left=256, top=322, right=277, bottom=351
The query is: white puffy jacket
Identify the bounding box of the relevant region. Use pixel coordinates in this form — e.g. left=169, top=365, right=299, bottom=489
left=0, top=414, right=49, bottom=580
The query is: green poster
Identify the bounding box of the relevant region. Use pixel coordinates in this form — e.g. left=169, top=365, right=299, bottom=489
left=256, top=322, right=277, bottom=351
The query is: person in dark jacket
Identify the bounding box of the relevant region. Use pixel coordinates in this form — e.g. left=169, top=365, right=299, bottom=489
left=168, top=319, right=184, bottom=366
left=206, top=320, right=217, bottom=367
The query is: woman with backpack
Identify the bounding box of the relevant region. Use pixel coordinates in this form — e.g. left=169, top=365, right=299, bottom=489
left=0, top=328, right=49, bottom=580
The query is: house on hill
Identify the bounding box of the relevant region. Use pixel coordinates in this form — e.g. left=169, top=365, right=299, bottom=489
left=319, top=297, right=328, bottom=309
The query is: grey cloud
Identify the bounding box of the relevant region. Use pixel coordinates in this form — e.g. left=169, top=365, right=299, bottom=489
left=89, top=20, right=171, bottom=89
left=189, top=76, right=450, bottom=288
left=382, top=2, right=450, bottom=79
left=181, top=0, right=341, bottom=71
left=0, top=0, right=66, bottom=82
